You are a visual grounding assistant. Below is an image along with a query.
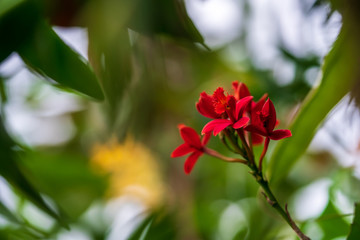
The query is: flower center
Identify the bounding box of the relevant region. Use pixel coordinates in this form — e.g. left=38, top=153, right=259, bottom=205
left=213, top=87, right=228, bottom=114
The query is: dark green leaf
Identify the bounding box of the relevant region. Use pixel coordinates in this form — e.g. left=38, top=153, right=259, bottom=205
left=0, top=227, right=43, bottom=240
left=347, top=203, right=360, bottom=240
left=0, top=117, right=67, bottom=228
left=0, top=0, right=40, bottom=62
left=128, top=215, right=153, bottom=240
left=129, top=0, right=205, bottom=45
left=88, top=25, right=132, bottom=128
left=21, top=151, right=107, bottom=220
left=0, top=75, right=7, bottom=104
left=127, top=210, right=177, bottom=240
left=0, top=201, right=21, bottom=225
left=17, top=20, right=104, bottom=100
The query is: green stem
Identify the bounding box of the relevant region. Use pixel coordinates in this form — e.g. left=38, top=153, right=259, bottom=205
left=236, top=129, right=255, bottom=165
left=248, top=164, right=310, bottom=240
left=223, top=129, right=245, bottom=156
left=204, top=148, right=247, bottom=164
left=221, top=127, right=309, bottom=238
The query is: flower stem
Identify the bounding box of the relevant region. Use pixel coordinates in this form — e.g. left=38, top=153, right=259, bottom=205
left=232, top=128, right=308, bottom=238
left=204, top=148, right=247, bottom=164
left=236, top=129, right=255, bottom=165
left=258, top=137, right=270, bottom=173
left=248, top=164, right=310, bottom=240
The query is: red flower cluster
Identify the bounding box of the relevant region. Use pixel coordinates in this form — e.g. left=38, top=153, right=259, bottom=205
left=172, top=81, right=292, bottom=174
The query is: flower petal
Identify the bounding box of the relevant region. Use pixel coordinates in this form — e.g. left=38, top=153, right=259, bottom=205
left=201, top=132, right=211, bottom=146
left=179, top=125, right=202, bottom=148
left=213, top=87, right=228, bottom=115
left=269, top=129, right=292, bottom=140
left=196, top=92, right=221, bottom=119
left=171, top=143, right=194, bottom=157
left=232, top=81, right=251, bottom=100
left=236, top=96, right=253, bottom=120
left=184, top=151, right=203, bottom=174
left=245, top=124, right=267, bottom=137
left=262, top=99, right=277, bottom=131
left=226, top=95, right=237, bottom=120
left=251, top=133, right=264, bottom=145
left=213, top=123, right=231, bottom=136
left=233, top=117, right=250, bottom=129
left=252, top=94, right=268, bottom=112
left=202, top=119, right=232, bottom=136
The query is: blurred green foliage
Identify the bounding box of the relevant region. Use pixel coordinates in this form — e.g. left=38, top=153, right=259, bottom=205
left=0, top=0, right=360, bottom=239
left=348, top=203, right=360, bottom=240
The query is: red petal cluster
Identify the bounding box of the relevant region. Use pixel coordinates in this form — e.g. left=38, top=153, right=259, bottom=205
left=201, top=96, right=252, bottom=136
left=172, top=81, right=292, bottom=174
left=245, top=99, right=291, bottom=140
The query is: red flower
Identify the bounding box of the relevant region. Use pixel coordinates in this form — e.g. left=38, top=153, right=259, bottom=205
left=212, top=87, right=230, bottom=115
left=171, top=124, right=211, bottom=174
left=202, top=96, right=253, bottom=136
left=245, top=99, right=291, bottom=170
left=248, top=93, right=268, bottom=145
left=232, top=81, right=270, bottom=145
left=196, top=87, right=235, bottom=119
left=245, top=99, right=291, bottom=140
left=232, top=81, right=251, bottom=101
left=196, top=92, right=221, bottom=119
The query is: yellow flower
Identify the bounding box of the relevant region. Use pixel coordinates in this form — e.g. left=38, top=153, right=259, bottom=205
left=91, top=137, right=165, bottom=208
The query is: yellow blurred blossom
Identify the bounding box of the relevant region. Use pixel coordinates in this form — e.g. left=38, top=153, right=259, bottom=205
left=91, top=137, right=166, bottom=208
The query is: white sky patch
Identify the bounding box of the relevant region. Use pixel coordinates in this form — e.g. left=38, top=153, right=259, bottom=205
left=57, top=228, right=91, bottom=240
left=246, top=0, right=279, bottom=69
left=2, top=63, right=79, bottom=146
left=53, top=27, right=89, bottom=60
left=292, top=178, right=332, bottom=221
left=0, top=53, right=24, bottom=77
left=0, top=177, right=18, bottom=214
left=271, top=0, right=303, bottom=55
left=272, top=58, right=296, bottom=86
left=185, top=0, right=242, bottom=48
left=5, top=110, right=76, bottom=146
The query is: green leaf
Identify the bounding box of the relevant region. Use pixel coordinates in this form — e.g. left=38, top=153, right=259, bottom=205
left=0, top=117, right=67, bottom=228
left=268, top=24, right=360, bottom=185
left=21, top=151, right=107, bottom=220
left=17, top=20, right=104, bottom=100
left=128, top=0, right=205, bottom=45
left=347, top=203, right=360, bottom=240
left=0, top=227, right=42, bottom=240
left=127, top=210, right=177, bottom=240
left=0, top=75, right=7, bottom=104
left=0, top=0, right=40, bottom=62
left=317, top=201, right=350, bottom=240
left=88, top=24, right=132, bottom=128
left=0, top=201, right=21, bottom=225
left=130, top=216, right=154, bottom=240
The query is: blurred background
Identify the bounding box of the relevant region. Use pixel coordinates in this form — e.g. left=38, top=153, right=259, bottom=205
left=1, top=0, right=360, bottom=239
